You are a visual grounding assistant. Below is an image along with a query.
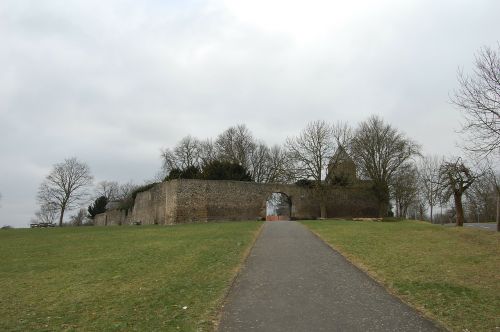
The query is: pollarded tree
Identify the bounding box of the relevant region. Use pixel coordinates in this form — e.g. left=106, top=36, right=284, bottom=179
left=37, top=157, right=93, bottom=227
left=351, top=115, right=421, bottom=217
left=439, top=158, right=477, bottom=226
left=451, top=44, right=500, bottom=156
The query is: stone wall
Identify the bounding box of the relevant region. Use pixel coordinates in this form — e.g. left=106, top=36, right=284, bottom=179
left=94, top=209, right=127, bottom=226
left=94, top=179, right=378, bottom=225
left=130, top=184, right=166, bottom=225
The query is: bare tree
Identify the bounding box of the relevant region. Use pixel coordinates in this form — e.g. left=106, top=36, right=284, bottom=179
left=117, top=181, right=138, bottom=200
left=417, top=155, right=442, bottom=223
left=439, top=158, right=477, bottom=226
left=464, top=175, right=496, bottom=223
left=483, top=161, right=500, bottom=231
left=409, top=192, right=427, bottom=221
left=161, top=135, right=202, bottom=175
left=37, top=158, right=93, bottom=227
left=451, top=44, right=500, bottom=156
left=249, top=143, right=271, bottom=183
left=95, top=181, right=120, bottom=201
left=33, top=202, right=59, bottom=224
left=69, top=208, right=87, bottom=226
left=266, top=145, right=296, bottom=183
left=215, top=124, right=256, bottom=168
left=286, top=120, right=335, bottom=217
left=174, top=135, right=202, bottom=169
left=350, top=115, right=421, bottom=217
left=492, top=173, right=500, bottom=232
left=286, top=120, right=335, bottom=183
left=390, top=163, right=419, bottom=218
left=198, top=139, right=218, bottom=166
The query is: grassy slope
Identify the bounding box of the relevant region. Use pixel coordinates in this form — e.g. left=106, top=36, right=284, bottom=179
left=0, top=222, right=262, bottom=332
left=302, top=220, right=500, bottom=332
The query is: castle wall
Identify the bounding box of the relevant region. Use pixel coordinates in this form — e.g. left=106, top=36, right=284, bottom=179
left=94, top=179, right=378, bottom=225
left=129, top=184, right=166, bottom=225
left=94, top=209, right=127, bottom=226
left=94, top=213, right=106, bottom=226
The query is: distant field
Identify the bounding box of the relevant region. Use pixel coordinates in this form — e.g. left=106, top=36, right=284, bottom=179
left=0, top=222, right=262, bottom=331
left=302, top=220, right=500, bottom=332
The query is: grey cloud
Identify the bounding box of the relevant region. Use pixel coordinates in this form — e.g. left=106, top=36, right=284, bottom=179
left=1, top=0, right=499, bottom=227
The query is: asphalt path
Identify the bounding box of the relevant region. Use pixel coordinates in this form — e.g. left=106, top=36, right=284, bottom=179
left=463, top=223, right=497, bottom=231
left=218, top=221, right=442, bottom=332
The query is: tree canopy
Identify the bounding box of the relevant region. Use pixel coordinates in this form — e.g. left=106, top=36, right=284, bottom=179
left=88, top=196, right=108, bottom=219
left=350, top=115, right=421, bottom=216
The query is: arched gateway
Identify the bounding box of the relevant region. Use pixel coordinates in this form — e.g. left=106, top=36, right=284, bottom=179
left=266, top=192, right=292, bottom=221
left=94, top=179, right=379, bottom=226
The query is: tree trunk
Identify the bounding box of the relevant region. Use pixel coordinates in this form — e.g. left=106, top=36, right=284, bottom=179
left=378, top=201, right=388, bottom=218
left=496, top=192, right=499, bottom=232
left=454, top=192, right=465, bottom=227
left=430, top=205, right=433, bottom=223
left=418, top=205, right=424, bottom=221
left=58, top=208, right=65, bottom=227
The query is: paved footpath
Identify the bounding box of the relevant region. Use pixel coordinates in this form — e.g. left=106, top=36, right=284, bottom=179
left=218, top=221, right=442, bottom=332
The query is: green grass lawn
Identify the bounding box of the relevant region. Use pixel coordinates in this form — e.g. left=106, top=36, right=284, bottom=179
left=0, top=222, right=262, bottom=331
left=302, top=220, right=500, bottom=332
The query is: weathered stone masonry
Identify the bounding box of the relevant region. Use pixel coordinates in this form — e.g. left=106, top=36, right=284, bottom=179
left=94, top=179, right=379, bottom=225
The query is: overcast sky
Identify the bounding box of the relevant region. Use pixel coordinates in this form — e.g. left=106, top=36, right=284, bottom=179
left=1, top=0, right=499, bottom=227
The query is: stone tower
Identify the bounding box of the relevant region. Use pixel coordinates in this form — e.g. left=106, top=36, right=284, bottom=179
left=327, top=146, right=357, bottom=185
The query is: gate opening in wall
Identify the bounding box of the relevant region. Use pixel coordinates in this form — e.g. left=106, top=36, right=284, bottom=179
left=266, top=192, right=291, bottom=221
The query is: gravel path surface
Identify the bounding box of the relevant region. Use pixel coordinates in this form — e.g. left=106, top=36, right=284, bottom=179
left=463, top=223, right=497, bottom=231
left=218, top=221, right=442, bottom=332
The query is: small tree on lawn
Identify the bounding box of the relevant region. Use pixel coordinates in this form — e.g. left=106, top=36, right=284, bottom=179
left=34, top=202, right=59, bottom=224
left=37, top=158, right=93, bottom=226
left=70, top=208, right=88, bottom=226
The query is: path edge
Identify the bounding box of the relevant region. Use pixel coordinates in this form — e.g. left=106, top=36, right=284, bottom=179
left=300, top=222, right=449, bottom=332
left=210, top=222, right=265, bottom=332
